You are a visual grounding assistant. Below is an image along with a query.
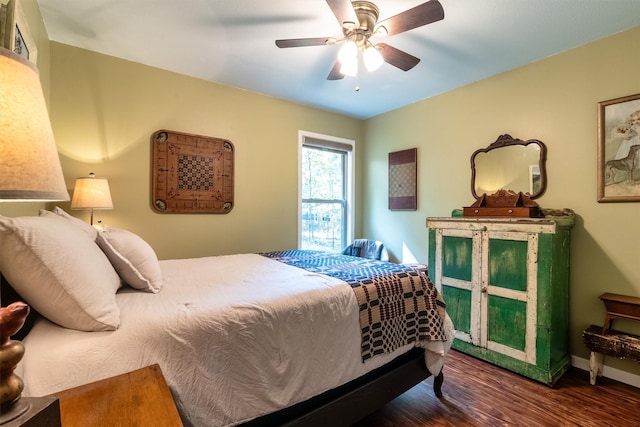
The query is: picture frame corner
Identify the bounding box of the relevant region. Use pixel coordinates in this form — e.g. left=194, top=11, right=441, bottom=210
left=596, top=93, right=640, bottom=202
left=2, top=0, right=37, bottom=65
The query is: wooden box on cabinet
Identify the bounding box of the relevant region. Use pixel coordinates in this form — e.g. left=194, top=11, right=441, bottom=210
left=427, top=213, right=574, bottom=385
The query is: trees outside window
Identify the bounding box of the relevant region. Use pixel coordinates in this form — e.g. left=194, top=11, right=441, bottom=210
left=299, top=132, right=354, bottom=252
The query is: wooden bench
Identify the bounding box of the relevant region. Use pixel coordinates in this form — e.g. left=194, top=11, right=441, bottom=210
left=582, top=325, right=640, bottom=385
left=582, top=293, right=640, bottom=385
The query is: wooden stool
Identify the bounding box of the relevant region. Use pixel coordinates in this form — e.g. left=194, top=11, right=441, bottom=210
left=599, top=293, right=640, bottom=332
left=582, top=293, right=640, bottom=385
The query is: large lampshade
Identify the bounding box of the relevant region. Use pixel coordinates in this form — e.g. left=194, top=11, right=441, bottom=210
left=0, top=46, right=68, bottom=424
left=0, top=47, right=68, bottom=202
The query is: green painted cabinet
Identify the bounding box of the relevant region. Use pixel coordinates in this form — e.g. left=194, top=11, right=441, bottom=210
left=427, top=214, right=574, bottom=385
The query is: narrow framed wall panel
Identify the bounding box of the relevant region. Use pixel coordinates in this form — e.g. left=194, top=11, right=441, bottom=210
left=388, top=148, right=417, bottom=210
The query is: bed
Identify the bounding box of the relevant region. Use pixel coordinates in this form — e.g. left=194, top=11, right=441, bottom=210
left=0, top=209, right=454, bottom=427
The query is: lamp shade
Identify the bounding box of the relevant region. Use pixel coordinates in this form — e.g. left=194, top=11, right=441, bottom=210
left=339, top=56, right=358, bottom=77
left=363, top=46, right=383, bottom=72
left=0, top=47, right=69, bottom=202
left=71, top=173, right=113, bottom=210
left=337, top=40, right=358, bottom=64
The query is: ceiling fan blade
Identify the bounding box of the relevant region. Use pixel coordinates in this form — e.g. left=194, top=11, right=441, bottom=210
left=327, top=61, right=345, bottom=80
left=376, top=43, right=420, bottom=71
left=275, top=37, right=332, bottom=48
left=326, top=0, right=358, bottom=28
left=376, top=0, right=444, bottom=37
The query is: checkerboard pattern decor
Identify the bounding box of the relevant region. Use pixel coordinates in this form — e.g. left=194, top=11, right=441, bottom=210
left=152, top=130, right=234, bottom=213
left=389, top=148, right=417, bottom=210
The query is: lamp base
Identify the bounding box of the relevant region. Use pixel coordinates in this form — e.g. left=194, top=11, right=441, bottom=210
left=0, top=397, right=60, bottom=426
left=0, top=399, right=30, bottom=424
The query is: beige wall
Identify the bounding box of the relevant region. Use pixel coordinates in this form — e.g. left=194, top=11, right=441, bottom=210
left=1, top=0, right=364, bottom=256
left=363, top=26, right=640, bottom=373
left=43, top=43, right=364, bottom=259
left=0, top=0, right=364, bottom=258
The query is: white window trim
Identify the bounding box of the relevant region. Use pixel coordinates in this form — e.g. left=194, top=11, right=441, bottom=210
left=298, top=130, right=355, bottom=249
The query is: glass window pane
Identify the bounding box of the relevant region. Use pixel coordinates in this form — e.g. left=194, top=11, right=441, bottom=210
left=300, top=202, right=343, bottom=252
left=301, top=147, right=344, bottom=200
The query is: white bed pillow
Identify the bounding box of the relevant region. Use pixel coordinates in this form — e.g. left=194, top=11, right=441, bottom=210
left=0, top=215, right=121, bottom=331
left=40, top=206, right=98, bottom=241
left=96, top=226, right=162, bottom=293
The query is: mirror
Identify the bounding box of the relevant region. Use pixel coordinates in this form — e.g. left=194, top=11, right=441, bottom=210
left=471, top=134, right=547, bottom=200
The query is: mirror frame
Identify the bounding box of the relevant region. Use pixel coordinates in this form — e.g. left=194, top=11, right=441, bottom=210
left=470, top=134, right=548, bottom=200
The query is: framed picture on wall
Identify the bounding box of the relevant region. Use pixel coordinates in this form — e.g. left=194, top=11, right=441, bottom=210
left=1, top=0, right=37, bottom=64
left=597, top=93, right=640, bottom=202
left=388, top=148, right=417, bottom=210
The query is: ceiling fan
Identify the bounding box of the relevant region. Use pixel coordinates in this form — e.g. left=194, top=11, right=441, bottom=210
left=275, top=0, right=445, bottom=80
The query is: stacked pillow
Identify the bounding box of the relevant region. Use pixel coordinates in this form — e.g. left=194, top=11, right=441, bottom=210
left=0, top=208, right=162, bottom=333
left=0, top=213, right=121, bottom=331
left=96, top=225, right=163, bottom=293
left=46, top=206, right=98, bottom=240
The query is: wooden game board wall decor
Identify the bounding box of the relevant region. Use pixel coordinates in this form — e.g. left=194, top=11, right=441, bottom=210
left=152, top=130, right=234, bottom=213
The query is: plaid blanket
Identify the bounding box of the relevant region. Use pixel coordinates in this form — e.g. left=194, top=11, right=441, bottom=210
left=261, top=250, right=446, bottom=361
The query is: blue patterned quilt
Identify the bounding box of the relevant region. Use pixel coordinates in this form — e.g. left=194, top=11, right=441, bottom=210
left=261, top=250, right=446, bottom=361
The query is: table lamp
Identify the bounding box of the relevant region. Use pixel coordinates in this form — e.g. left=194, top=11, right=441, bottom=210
left=70, top=173, right=113, bottom=225
left=0, top=46, right=69, bottom=424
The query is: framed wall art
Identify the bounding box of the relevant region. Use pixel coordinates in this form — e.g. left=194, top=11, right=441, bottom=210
left=152, top=130, right=234, bottom=213
left=597, top=93, right=640, bottom=202
left=1, top=0, right=37, bottom=64
left=388, top=148, right=417, bottom=210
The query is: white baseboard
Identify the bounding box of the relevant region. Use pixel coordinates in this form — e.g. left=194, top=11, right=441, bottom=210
left=571, top=355, right=640, bottom=388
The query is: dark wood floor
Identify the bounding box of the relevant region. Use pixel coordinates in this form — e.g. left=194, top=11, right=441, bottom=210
left=354, top=350, right=640, bottom=427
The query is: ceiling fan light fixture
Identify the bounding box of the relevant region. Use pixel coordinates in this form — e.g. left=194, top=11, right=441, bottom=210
left=363, top=45, right=383, bottom=71
left=337, top=40, right=358, bottom=63
left=275, top=0, right=446, bottom=81
left=339, top=56, right=358, bottom=76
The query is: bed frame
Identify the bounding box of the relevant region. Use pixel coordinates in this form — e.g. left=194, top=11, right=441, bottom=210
left=243, top=347, right=444, bottom=427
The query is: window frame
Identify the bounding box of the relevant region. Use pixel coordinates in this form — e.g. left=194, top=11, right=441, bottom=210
left=298, top=130, right=355, bottom=250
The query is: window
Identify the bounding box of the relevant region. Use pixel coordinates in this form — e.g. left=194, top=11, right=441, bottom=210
left=299, top=131, right=354, bottom=252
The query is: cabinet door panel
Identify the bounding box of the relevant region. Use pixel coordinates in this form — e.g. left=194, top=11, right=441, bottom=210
left=442, top=236, right=473, bottom=281
left=488, top=295, right=526, bottom=351
left=442, top=286, right=471, bottom=335
left=488, top=239, right=528, bottom=292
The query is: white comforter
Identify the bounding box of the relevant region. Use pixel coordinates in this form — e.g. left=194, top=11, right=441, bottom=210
left=18, top=254, right=452, bottom=426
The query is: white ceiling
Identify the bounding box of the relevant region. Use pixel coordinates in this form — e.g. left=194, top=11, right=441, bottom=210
left=36, top=0, right=640, bottom=119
